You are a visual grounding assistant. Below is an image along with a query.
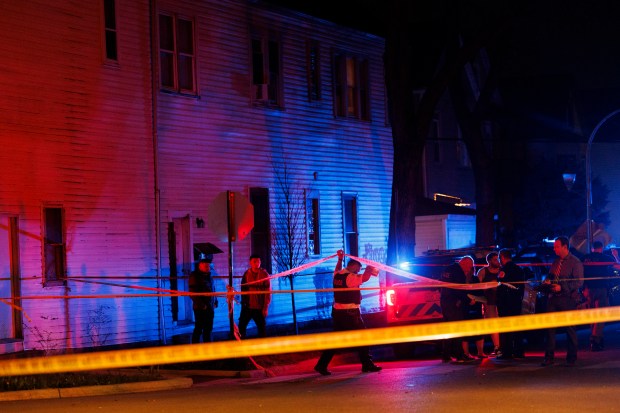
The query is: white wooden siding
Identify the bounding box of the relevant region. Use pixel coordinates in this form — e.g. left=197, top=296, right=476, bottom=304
left=0, top=0, right=157, bottom=350
left=0, top=0, right=392, bottom=348
left=155, top=0, right=391, bottom=337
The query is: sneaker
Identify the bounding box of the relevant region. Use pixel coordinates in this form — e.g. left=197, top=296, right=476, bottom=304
left=362, top=363, right=382, bottom=373
left=476, top=354, right=488, bottom=359
left=458, top=354, right=476, bottom=362
left=314, top=365, right=331, bottom=376
left=540, top=358, right=555, bottom=367
left=490, top=347, right=501, bottom=357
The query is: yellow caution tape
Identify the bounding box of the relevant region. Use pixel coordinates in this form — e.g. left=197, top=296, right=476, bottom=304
left=2, top=306, right=620, bottom=377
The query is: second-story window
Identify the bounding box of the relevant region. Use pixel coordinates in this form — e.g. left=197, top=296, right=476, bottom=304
left=251, top=32, right=282, bottom=107
left=103, top=0, right=118, bottom=61
left=334, top=54, right=370, bottom=120
left=159, top=13, right=196, bottom=94
left=306, top=40, right=321, bottom=102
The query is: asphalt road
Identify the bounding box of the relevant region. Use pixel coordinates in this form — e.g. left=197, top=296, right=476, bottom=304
left=3, top=324, right=620, bottom=412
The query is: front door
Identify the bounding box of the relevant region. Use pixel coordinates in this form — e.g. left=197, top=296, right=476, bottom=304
left=250, top=187, right=272, bottom=273
left=0, top=216, right=21, bottom=341
left=172, top=217, right=193, bottom=324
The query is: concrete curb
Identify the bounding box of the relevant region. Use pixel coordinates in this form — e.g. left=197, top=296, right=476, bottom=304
left=0, top=377, right=193, bottom=402
left=161, top=368, right=269, bottom=379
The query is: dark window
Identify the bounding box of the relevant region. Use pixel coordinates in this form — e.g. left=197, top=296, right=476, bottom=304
left=251, top=33, right=282, bottom=107
left=159, top=13, right=196, bottom=94
left=250, top=187, right=272, bottom=274
left=103, top=0, right=118, bottom=61
left=43, top=207, right=66, bottom=286
left=342, top=194, right=359, bottom=257
left=306, top=41, right=321, bottom=101
left=334, top=54, right=370, bottom=120
left=307, top=195, right=321, bottom=256
left=456, top=139, right=471, bottom=168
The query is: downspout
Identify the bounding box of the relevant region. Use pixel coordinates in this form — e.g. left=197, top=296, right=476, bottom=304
left=149, top=0, right=166, bottom=344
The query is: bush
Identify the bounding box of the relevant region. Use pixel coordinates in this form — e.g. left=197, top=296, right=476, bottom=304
left=0, top=370, right=162, bottom=392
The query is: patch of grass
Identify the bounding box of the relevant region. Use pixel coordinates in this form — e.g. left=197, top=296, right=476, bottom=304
left=0, top=370, right=162, bottom=392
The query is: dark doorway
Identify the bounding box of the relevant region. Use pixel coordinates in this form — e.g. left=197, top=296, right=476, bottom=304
left=250, top=187, right=272, bottom=273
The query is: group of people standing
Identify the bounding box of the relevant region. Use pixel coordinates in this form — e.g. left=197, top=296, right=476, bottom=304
left=440, top=248, right=526, bottom=363
left=189, top=248, right=382, bottom=376
left=441, top=236, right=618, bottom=366
left=187, top=236, right=617, bottom=374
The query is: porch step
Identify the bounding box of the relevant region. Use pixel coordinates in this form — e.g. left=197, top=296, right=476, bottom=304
left=0, top=339, right=24, bottom=355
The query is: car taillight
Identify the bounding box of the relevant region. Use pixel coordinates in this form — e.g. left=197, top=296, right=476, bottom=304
left=386, top=289, right=395, bottom=306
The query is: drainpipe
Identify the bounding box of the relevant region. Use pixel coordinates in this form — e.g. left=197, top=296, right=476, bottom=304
left=149, top=0, right=166, bottom=344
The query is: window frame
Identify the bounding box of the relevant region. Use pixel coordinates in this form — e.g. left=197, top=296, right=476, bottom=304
left=250, top=29, right=283, bottom=108
left=42, top=207, right=67, bottom=287
left=333, top=52, right=371, bottom=120
left=456, top=129, right=472, bottom=168
left=102, top=0, right=118, bottom=63
left=306, top=40, right=322, bottom=102
left=158, top=12, right=197, bottom=95
left=341, top=192, right=359, bottom=258
left=306, top=191, right=321, bottom=257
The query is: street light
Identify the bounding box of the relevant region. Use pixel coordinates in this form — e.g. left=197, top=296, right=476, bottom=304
left=585, top=109, right=620, bottom=253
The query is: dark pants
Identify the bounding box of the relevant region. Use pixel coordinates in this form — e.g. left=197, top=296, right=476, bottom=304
left=441, top=299, right=465, bottom=360
left=316, top=308, right=373, bottom=368
left=238, top=307, right=267, bottom=338
left=498, top=297, right=524, bottom=357
left=192, top=308, right=214, bottom=343
left=545, top=295, right=578, bottom=361
left=588, top=287, right=609, bottom=343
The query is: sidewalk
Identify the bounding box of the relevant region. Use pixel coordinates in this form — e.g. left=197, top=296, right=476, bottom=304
left=2, top=321, right=616, bottom=402
left=0, top=346, right=387, bottom=402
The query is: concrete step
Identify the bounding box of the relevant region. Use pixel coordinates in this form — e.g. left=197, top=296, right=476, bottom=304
left=0, top=339, right=24, bottom=355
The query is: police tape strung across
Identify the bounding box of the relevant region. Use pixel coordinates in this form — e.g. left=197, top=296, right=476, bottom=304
left=2, top=306, right=620, bottom=377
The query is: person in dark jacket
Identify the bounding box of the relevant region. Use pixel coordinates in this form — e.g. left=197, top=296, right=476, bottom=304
left=582, top=241, right=617, bottom=351
left=497, top=248, right=526, bottom=359
left=540, top=236, right=583, bottom=366
left=314, top=250, right=382, bottom=375
left=440, top=256, right=474, bottom=363
left=189, top=255, right=218, bottom=343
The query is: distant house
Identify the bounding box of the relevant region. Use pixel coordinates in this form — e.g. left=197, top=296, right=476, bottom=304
left=0, top=0, right=392, bottom=352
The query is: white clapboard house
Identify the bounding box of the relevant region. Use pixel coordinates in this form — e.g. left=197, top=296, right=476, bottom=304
left=0, top=0, right=392, bottom=353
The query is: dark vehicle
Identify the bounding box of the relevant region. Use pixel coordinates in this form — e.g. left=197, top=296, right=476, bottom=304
left=385, top=247, right=495, bottom=325
left=513, top=243, right=556, bottom=282
left=385, top=247, right=495, bottom=357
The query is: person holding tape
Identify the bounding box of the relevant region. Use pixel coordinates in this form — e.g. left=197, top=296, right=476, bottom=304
left=497, top=248, right=526, bottom=359
left=540, top=236, right=584, bottom=366
left=475, top=252, right=502, bottom=356
left=314, top=250, right=382, bottom=375
left=189, top=254, right=218, bottom=343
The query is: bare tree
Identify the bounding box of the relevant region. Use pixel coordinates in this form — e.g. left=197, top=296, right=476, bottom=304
left=271, top=161, right=308, bottom=334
